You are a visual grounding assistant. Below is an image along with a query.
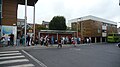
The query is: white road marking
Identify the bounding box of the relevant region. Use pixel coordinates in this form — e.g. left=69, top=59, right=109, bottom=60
left=0, top=51, right=19, bottom=54
left=75, top=49, right=81, bottom=51
left=7, top=64, right=35, bottom=67
left=0, top=59, right=29, bottom=64
left=0, top=55, right=25, bottom=60
left=22, top=50, right=47, bottom=67
left=0, top=53, right=21, bottom=56
left=70, top=48, right=81, bottom=51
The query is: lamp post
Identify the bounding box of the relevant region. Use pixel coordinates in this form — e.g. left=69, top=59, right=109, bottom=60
left=24, top=0, right=27, bottom=46
left=77, top=18, right=81, bottom=38
left=77, top=22, right=78, bottom=38
left=119, top=0, right=120, bottom=6
left=33, top=2, right=35, bottom=41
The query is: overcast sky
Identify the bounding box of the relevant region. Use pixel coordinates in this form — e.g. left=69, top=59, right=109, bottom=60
left=17, top=0, right=120, bottom=27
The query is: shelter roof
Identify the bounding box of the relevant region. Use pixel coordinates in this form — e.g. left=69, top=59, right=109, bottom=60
left=18, top=0, right=38, bottom=6
left=39, top=30, right=76, bottom=34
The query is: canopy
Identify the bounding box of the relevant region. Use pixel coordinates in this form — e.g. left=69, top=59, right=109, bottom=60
left=18, top=0, right=38, bottom=6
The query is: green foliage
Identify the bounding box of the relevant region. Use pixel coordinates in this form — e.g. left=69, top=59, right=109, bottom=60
left=49, top=16, right=67, bottom=30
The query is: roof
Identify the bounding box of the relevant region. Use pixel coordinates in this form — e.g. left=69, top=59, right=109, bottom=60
left=18, top=0, right=38, bottom=6
left=39, top=30, right=76, bottom=33
left=70, top=15, right=117, bottom=25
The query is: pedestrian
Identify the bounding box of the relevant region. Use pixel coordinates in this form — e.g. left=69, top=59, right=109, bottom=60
left=26, top=35, right=30, bottom=46
left=0, top=33, right=6, bottom=47
left=51, top=36, right=54, bottom=45
left=57, top=40, right=62, bottom=48
left=16, top=35, right=20, bottom=46
left=34, top=36, right=38, bottom=45
left=44, top=36, right=48, bottom=47
left=7, top=36, right=10, bottom=46
left=86, top=38, right=90, bottom=45
left=72, top=37, right=76, bottom=47
left=9, top=33, right=14, bottom=46
left=74, top=37, right=77, bottom=47
left=31, top=35, right=34, bottom=46
left=40, top=36, right=44, bottom=46
left=21, top=35, right=25, bottom=46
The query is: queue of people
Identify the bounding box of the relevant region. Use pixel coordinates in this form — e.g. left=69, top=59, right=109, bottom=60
left=0, top=33, right=92, bottom=47
left=0, top=33, right=14, bottom=47
left=0, top=33, right=39, bottom=47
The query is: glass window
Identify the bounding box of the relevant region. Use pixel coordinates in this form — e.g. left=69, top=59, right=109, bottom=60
left=17, top=22, right=20, bottom=25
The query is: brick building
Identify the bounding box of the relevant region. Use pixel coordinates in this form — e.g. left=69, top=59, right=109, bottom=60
left=71, top=15, right=117, bottom=43
left=1, top=0, right=38, bottom=26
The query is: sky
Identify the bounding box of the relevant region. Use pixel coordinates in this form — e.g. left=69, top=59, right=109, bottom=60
left=17, top=0, right=120, bottom=27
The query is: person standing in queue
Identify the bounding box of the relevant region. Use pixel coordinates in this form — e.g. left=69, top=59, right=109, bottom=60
left=26, top=35, right=30, bottom=46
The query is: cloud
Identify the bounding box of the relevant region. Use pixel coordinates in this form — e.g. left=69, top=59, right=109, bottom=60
left=18, top=0, right=120, bottom=27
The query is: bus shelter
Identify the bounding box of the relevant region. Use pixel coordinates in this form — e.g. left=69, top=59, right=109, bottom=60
left=38, top=30, right=76, bottom=44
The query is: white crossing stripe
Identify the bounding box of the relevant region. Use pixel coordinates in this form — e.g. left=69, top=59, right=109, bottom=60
left=7, top=64, right=35, bottom=67
left=0, top=51, right=19, bottom=54
left=0, top=53, right=21, bottom=56
left=0, top=55, right=25, bottom=60
left=0, top=51, right=35, bottom=67
left=0, top=59, right=29, bottom=64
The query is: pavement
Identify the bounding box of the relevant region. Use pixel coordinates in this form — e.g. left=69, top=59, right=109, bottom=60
left=0, top=42, right=114, bottom=51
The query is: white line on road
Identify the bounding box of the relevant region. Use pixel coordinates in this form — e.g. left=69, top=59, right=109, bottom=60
left=69, top=48, right=81, bottom=51
left=0, top=53, right=21, bottom=56
left=0, top=51, right=19, bottom=54
left=0, top=59, right=29, bottom=64
left=22, top=50, right=47, bottom=67
left=7, top=64, right=35, bottom=67
left=0, top=55, right=25, bottom=60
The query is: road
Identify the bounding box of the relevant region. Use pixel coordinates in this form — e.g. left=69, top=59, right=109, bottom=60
left=0, top=43, right=120, bottom=67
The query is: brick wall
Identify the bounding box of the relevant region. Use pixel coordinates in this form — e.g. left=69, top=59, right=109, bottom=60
left=2, top=0, right=18, bottom=26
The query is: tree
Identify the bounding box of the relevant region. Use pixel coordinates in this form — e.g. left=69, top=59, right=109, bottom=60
left=49, top=16, right=67, bottom=30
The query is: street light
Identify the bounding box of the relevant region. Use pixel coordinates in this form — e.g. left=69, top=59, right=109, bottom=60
left=119, top=0, right=120, bottom=6
left=24, top=0, right=27, bottom=46
left=77, top=22, right=78, bottom=38
left=33, top=2, right=35, bottom=41
left=77, top=18, right=81, bottom=38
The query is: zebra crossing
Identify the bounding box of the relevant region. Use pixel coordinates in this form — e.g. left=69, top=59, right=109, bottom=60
left=0, top=50, right=35, bottom=67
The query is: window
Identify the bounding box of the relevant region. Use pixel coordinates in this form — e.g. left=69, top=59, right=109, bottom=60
left=17, top=22, right=20, bottom=26
left=98, top=27, right=101, bottom=33
left=102, top=23, right=106, bottom=26
left=102, top=30, right=106, bottom=33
